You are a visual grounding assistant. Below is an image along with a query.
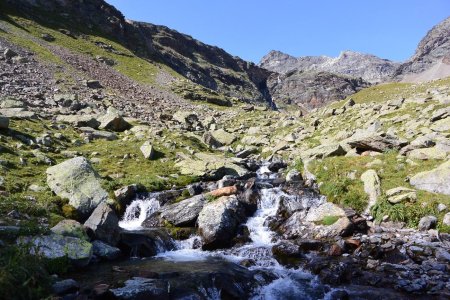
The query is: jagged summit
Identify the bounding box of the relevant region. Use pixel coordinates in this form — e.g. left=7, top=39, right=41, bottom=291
left=260, top=49, right=399, bottom=83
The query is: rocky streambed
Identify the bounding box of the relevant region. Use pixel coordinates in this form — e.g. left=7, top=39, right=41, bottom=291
left=53, top=162, right=450, bottom=299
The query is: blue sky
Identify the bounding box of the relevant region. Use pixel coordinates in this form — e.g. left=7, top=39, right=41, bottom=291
left=106, top=0, right=449, bottom=63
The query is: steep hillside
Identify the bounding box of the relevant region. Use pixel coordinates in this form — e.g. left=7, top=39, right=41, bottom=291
left=260, top=50, right=399, bottom=83
left=1, top=0, right=273, bottom=105
left=396, top=16, right=450, bottom=82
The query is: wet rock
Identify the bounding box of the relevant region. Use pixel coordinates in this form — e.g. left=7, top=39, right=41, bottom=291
left=92, top=240, right=121, bottom=260
left=272, top=241, right=303, bottom=264
left=98, top=108, right=131, bottom=132
left=417, top=215, right=437, bottom=231
left=198, top=195, right=246, bottom=250
left=51, top=219, right=88, bottom=240
left=46, top=157, right=109, bottom=218
left=114, top=185, right=138, bottom=208
left=84, top=202, right=120, bottom=246
left=140, top=141, right=155, bottom=159
left=410, top=160, right=450, bottom=195
left=286, top=169, right=302, bottom=183
left=109, top=277, right=169, bottom=300
left=18, top=234, right=92, bottom=267
left=328, top=243, right=343, bottom=256
left=268, top=161, right=287, bottom=172
left=119, top=229, right=175, bottom=257
left=159, top=194, right=206, bottom=227
left=52, top=279, right=79, bottom=296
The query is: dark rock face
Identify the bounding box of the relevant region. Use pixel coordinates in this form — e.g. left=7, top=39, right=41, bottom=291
left=159, top=194, right=206, bottom=227
left=260, top=50, right=399, bottom=83
left=84, top=202, right=121, bottom=246
left=266, top=71, right=370, bottom=110
left=119, top=229, right=175, bottom=257
left=395, top=16, right=450, bottom=81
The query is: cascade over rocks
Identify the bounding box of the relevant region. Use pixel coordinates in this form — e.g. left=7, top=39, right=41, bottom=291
left=197, top=195, right=246, bottom=250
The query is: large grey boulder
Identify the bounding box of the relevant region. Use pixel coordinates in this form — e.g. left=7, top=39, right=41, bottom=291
left=304, top=202, right=346, bottom=222
left=84, top=202, right=120, bottom=246
left=98, top=108, right=131, bottom=132
left=0, top=116, right=9, bottom=129
left=410, top=160, right=450, bottom=195
left=197, top=195, right=246, bottom=250
left=18, top=234, right=93, bottom=267
left=418, top=216, right=437, bottom=231
left=159, top=195, right=206, bottom=227
left=344, top=131, right=407, bottom=152
left=109, top=277, right=169, bottom=300
left=360, top=169, right=381, bottom=213
left=46, top=157, right=109, bottom=217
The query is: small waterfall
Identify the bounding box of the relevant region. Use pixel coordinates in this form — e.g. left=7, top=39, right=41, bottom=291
left=119, top=198, right=160, bottom=230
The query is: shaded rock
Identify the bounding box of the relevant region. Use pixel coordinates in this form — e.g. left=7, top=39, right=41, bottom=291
left=418, top=215, right=437, bottom=231
left=140, top=141, right=155, bottom=160
left=84, top=202, right=120, bottom=246
left=268, top=161, right=287, bottom=172
left=18, top=234, right=92, bottom=267
left=46, top=157, right=109, bottom=217
left=202, top=131, right=222, bottom=148
left=114, top=185, right=138, bottom=208
left=386, top=187, right=417, bottom=204
left=344, top=131, right=407, bottom=152
left=52, top=279, right=79, bottom=296
left=301, top=143, right=346, bottom=161
left=286, top=169, right=302, bottom=183
left=119, top=229, right=175, bottom=257
left=360, top=169, right=381, bottom=213
left=410, top=160, right=450, bottom=195
left=109, top=277, right=169, bottom=300
left=79, top=127, right=117, bottom=141
left=159, top=195, right=206, bottom=227
left=198, top=195, right=246, bottom=250
left=92, top=240, right=121, bottom=260
left=41, top=33, right=55, bottom=41
left=98, top=108, right=131, bottom=132
left=51, top=219, right=88, bottom=240
left=0, top=116, right=9, bottom=129
left=56, top=115, right=101, bottom=129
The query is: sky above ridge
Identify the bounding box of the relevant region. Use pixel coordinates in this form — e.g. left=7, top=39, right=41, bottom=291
left=106, top=0, right=450, bottom=63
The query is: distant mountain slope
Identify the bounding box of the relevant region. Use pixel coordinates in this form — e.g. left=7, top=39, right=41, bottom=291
left=3, top=0, right=272, bottom=104
left=267, top=70, right=369, bottom=110
left=395, top=16, right=450, bottom=82
left=260, top=50, right=399, bottom=83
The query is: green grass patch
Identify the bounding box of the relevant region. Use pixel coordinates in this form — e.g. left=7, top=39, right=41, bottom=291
left=321, top=215, right=339, bottom=226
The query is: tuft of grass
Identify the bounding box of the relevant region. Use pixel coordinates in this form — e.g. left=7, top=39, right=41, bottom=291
left=205, top=194, right=218, bottom=202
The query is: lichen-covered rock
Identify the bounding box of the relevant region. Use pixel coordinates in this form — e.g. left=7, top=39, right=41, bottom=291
left=360, top=169, right=381, bottom=213
left=410, top=160, right=450, bottom=195
left=84, top=202, right=120, bottom=246
left=197, top=195, right=246, bottom=250
left=18, top=234, right=93, bottom=267
left=51, top=219, right=88, bottom=240
left=46, top=157, right=109, bottom=217
left=158, top=194, right=206, bottom=227
left=140, top=141, right=155, bottom=159
left=386, top=187, right=417, bottom=204
left=305, top=202, right=346, bottom=222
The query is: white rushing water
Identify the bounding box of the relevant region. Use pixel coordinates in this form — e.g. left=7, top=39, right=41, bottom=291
left=121, top=165, right=324, bottom=299
left=119, top=197, right=160, bottom=230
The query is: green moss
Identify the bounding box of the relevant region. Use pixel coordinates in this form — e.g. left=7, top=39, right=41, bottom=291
left=321, top=215, right=339, bottom=226
left=205, top=194, right=218, bottom=202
